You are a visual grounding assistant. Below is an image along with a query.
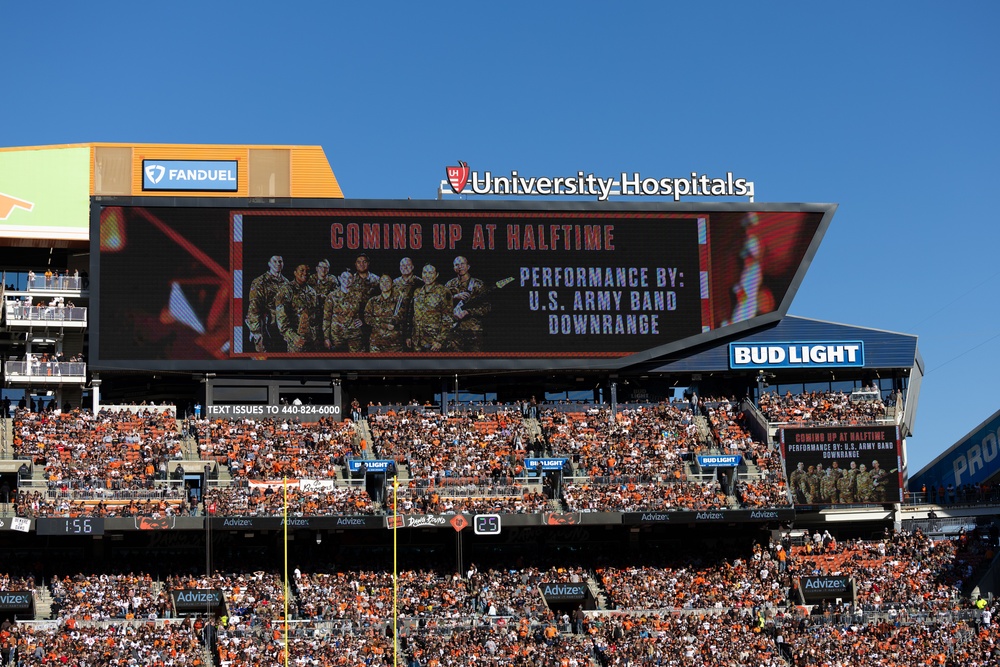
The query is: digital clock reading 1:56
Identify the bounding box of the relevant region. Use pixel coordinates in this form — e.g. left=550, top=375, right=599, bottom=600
left=36, top=518, right=105, bottom=536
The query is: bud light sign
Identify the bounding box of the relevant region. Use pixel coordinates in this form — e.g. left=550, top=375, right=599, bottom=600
left=729, top=341, right=864, bottom=369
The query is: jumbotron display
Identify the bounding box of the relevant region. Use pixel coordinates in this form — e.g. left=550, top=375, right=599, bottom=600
left=93, top=202, right=830, bottom=370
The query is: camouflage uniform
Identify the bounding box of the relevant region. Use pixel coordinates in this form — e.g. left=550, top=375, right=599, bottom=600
left=820, top=468, right=839, bottom=504
left=805, top=467, right=821, bottom=503
left=275, top=281, right=320, bottom=352
left=364, top=293, right=404, bottom=352
left=855, top=465, right=873, bottom=502
left=411, top=283, right=452, bottom=351
left=309, top=274, right=337, bottom=329
left=789, top=464, right=807, bottom=504
left=838, top=467, right=857, bottom=503
left=247, top=272, right=289, bottom=352
left=445, top=275, right=491, bottom=352
left=324, top=289, right=366, bottom=352
left=870, top=463, right=889, bottom=502
left=392, top=275, right=423, bottom=346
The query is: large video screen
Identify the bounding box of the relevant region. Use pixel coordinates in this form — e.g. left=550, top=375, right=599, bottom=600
left=780, top=426, right=904, bottom=505
left=94, top=202, right=830, bottom=370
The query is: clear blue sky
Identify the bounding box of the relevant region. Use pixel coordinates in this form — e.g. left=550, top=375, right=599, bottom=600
left=2, top=2, right=996, bottom=473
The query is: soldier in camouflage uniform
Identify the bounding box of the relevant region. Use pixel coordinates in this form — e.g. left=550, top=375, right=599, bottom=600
left=276, top=264, right=320, bottom=352
left=838, top=461, right=858, bottom=503
left=411, top=264, right=452, bottom=352
left=805, top=465, right=821, bottom=503
left=445, top=256, right=491, bottom=352
left=246, top=255, right=289, bottom=352
left=324, top=271, right=365, bottom=352
left=364, top=275, right=404, bottom=352
left=789, top=462, right=807, bottom=504
left=820, top=466, right=839, bottom=504
left=870, top=459, right=889, bottom=502
left=309, top=259, right=337, bottom=327
left=393, top=257, right=423, bottom=349
left=855, top=463, right=874, bottom=502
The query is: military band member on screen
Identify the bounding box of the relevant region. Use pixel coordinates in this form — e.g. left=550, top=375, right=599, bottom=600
left=364, top=275, right=405, bottom=352
left=352, top=253, right=381, bottom=295
left=837, top=461, right=858, bottom=503
left=855, top=463, right=874, bottom=502
left=393, top=257, right=423, bottom=349
left=276, top=264, right=320, bottom=352
left=309, top=259, right=337, bottom=302
left=870, top=459, right=889, bottom=502
left=820, top=465, right=839, bottom=504
left=789, top=461, right=807, bottom=504
left=324, top=271, right=365, bottom=352
left=446, top=255, right=491, bottom=352
left=411, top=264, right=452, bottom=352
left=247, top=255, right=290, bottom=353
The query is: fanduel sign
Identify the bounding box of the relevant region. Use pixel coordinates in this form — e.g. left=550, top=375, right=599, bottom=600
left=143, top=160, right=238, bottom=192
left=729, top=342, right=864, bottom=369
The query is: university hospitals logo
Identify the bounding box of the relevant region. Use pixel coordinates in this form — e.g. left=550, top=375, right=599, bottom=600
left=446, top=161, right=470, bottom=194
left=144, top=164, right=166, bottom=184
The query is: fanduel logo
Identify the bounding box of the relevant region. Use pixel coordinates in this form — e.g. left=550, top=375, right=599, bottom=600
left=144, top=164, right=166, bottom=184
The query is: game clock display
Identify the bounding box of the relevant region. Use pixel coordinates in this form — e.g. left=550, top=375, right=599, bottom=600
left=36, top=518, right=105, bottom=536
left=474, top=514, right=501, bottom=535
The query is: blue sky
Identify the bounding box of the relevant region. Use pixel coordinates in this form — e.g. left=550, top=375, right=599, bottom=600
left=2, top=2, right=996, bottom=473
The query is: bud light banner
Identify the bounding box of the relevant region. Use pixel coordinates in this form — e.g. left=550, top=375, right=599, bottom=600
left=697, top=455, right=742, bottom=467
left=171, top=589, right=225, bottom=613
left=525, top=458, right=570, bottom=474
left=729, top=341, right=864, bottom=369
left=346, top=459, right=397, bottom=473
left=798, top=576, right=855, bottom=602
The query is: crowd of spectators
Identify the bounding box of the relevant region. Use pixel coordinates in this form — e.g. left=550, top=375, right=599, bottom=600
left=395, top=487, right=551, bottom=515
left=195, top=416, right=357, bottom=481
left=789, top=527, right=989, bottom=611
left=13, top=408, right=183, bottom=491
left=564, top=480, right=727, bottom=512
left=203, top=484, right=376, bottom=517
left=49, top=572, right=169, bottom=621
left=0, top=620, right=206, bottom=667
left=759, top=389, right=888, bottom=425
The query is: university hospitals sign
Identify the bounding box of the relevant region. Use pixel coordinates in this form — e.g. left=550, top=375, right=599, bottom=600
left=445, top=162, right=755, bottom=202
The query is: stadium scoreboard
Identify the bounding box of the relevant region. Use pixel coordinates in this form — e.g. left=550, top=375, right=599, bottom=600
left=92, top=201, right=832, bottom=372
